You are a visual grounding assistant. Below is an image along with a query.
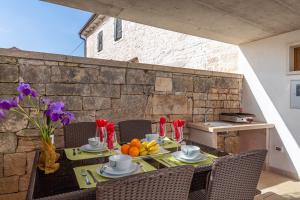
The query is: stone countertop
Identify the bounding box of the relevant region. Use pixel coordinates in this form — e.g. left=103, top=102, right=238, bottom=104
left=188, top=121, right=275, bottom=133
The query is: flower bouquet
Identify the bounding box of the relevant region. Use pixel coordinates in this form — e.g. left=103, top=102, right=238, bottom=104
left=0, top=83, right=74, bottom=174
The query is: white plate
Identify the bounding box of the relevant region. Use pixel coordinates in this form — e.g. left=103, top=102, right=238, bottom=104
left=80, top=144, right=107, bottom=153
left=103, top=163, right=139, bottom=175
left=179, top=152, right=202, bottom=160
left=96, top=164, right=140, bottom=178
left=172, top=151, right=208, bottom=163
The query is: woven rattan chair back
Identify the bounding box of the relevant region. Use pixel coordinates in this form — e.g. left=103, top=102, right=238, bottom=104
left=96, top=166, right=194, bottom=200
left=206, top=149, right=267, bottom=200
left=118, top=120, right=152, bottom=143
left=64, top=122, right=96, bottom=148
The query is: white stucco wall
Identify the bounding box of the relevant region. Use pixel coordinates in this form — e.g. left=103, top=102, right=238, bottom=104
left=239, top=30, right=300, bottom=178
left=86, top=17, right=238, bottom=72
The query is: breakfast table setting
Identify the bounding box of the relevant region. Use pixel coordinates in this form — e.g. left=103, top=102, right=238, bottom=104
left=27, top=117, right=228, bottom=200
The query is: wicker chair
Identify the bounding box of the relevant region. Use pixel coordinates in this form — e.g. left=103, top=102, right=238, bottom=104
left=118, top=120, right=152, bottom=143
left=189, top=149, right=267, bottom=200
left=64, top=122, right=96, bottom=148
left=96, top=166, right=195, bottom=200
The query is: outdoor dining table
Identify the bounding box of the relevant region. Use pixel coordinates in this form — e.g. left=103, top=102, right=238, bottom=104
left=27, top=140, right=228, bottom=200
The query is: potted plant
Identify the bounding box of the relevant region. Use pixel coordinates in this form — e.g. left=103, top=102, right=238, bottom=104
left=0, top=83, right=74, bottom=174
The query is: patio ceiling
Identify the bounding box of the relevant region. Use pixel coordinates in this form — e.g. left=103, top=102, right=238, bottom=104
left=44, top=0, right=300, bottom=44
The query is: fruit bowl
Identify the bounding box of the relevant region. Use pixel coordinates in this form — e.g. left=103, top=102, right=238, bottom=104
left=120, top=138, right=169, bottom=158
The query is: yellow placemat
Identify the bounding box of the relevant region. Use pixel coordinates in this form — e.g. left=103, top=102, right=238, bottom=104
left=64, top=148, right=116, bottom=161
left=154, top=152, right=217, bottom=168
left=73, top=159, right=157, bottom=189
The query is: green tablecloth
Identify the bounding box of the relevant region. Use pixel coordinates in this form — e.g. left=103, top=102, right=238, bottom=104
left=73, top=159, right=157, bottom=189
left=154, top=152, right=217, bottom=168
left=64, top=148, right=116, bottom=161
left=161, top=137, right=180, bottom=149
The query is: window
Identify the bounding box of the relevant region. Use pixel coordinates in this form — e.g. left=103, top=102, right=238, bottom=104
left=97, top=31, right=103, bottom=52
left=289, top=45, right=300, bottom=72
left=114, top=18, right=122, bottom=41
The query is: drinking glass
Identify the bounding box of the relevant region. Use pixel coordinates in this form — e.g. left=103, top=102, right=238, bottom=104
left=171, top=125, right=183, bottom=152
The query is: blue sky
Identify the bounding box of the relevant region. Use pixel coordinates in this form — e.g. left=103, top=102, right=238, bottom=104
left=0, top=0, right=92, bottom=56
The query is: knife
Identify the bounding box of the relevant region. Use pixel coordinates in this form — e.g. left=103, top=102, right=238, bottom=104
left=87, top=170, right=97, bottom=183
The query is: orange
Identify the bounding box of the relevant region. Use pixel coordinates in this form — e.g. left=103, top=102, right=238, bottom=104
left=128, top=146, right=139, bottom=157
left=121, top=144, right=130, bottom=154
left=130, top=138, right=141, bottom=148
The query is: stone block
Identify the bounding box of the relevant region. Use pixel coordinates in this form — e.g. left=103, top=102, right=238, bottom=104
left=16, top=129, right=40, bottom=137
left=0, top=176, right=19, bottom=194
left=0, top=56, right=17, bottom=64
left=193, top=77, right=210, bottom=93
left=152, top=95, right=189, bottom=115
left=193, top=93, right=207, bottom=100
left=214, top=77, right=240, bottom=89
left=31, top=84, right=46, bottom=95
left=0, top=191, right=26, bottom=200
left=99, top=67, right=126, bottom=84
left=20, top=65, right=51, bottom=83
left=126, top=69, right=155, bottom=85
left=121, top=85, right=144, bottom=95
left=229, top=88, right=239, bottom=94
left=83, top=97, right=110, bottom=110
left=218, top=94, right=227, bottom=100
left=26, top=151, right=36, bottom=174
left=4, top=153, right=26, bottom=176
left=0, top=83, right=18, bottom=95
left=206, top=101, right=224, bottom=108
left=218, top=88, right=229, bottom=94
left=48, top=96, right=82, bottom=111
left=227, top=94, right=239, bottom=100
left=51, top=66, right=98, bottom=83
left=90, top=84, right=120, bottom=98
left=0, top=154, right=3, bottom=177
left=18, top=59, right=44, bottom=65
left=169, top=115, right=193, bottom=122
left=72, top=111, right=95, bottom=122
left=45, top=61, right=58, bottom=66
left=144, top=86, right=154, bottom=95
left=96, top=95, right=148, bottom=123
left=173, top=75, right=193, bottom=92
left=0, top=64, right=18, bottom=82
left=46, top=84, right=90, bottom=96
left=208, top=93, right=219, bottom=100
left=193, top=108, right=206, bottom=115
left=192, top=115, right=204, bottom=122
left=156, top=71, right=172, bottom=78
left=16, top=137, right=41, bottom=153
left=0, top=133, right=17, bottom=153
left=224, top=101, right=240, bottom=108
left=59, top=62, right=79, bottom=67
left=194, top=100, right=206, bottom=108
left=155, top=77, right=172, bottom=92
left=19, top=174, right=30, bottom=191
left=0, top=112, right=28, bottom=132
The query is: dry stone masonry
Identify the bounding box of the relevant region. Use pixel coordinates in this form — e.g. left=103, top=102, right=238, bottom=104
left=0, top=48, right=243, bottom=199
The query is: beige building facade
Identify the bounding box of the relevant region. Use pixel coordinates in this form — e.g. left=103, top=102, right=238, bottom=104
left=81, top=15, right=239, bottom=73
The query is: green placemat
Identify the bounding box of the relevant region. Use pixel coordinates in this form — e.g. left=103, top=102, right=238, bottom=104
left=73, top=159, right=157, bottom=189
left=154, top=152, right=217, bottom=168
left=161, top=137, right=180, bottom=149
left=64, top=148, right=116, bottom=161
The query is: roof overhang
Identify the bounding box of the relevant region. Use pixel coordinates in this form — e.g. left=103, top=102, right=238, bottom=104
left=44, top=0, right=300, bottom=44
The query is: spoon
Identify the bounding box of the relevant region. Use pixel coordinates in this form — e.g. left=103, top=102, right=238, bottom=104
left=80, top=169, right=91, bottom=185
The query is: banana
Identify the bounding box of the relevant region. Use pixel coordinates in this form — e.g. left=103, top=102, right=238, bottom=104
left=139, top=151, right=148, bottom=156
left=148, top=144, right=159, bottom=152
left=148, top=149, right=160, bottom=155
left=146, top=140, right=157, bottom=149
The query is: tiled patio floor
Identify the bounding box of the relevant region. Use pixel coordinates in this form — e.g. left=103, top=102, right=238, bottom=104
left=255, top=171, right=300, bottom=200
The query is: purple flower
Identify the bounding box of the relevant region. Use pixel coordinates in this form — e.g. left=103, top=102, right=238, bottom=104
left=0, top=98, right=18, bottom=110
left=0, top=110, right=5, bottom=119
left=60, top=112, right=75, bottom=126
left=44, top=101, right=65, bottom=122
left=17, top=83, right=38, bottom=98
left=41, top=98, right=51, bottom=105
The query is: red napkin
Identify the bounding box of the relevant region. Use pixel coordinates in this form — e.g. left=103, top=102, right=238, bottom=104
left=96, top=119, right=108, bottom=142
left=178, top=119, right=185, bottom=128
left=106, top=123, right=115, bottom=150
left=159, top=116, right=166, bottom=137
left=172, top=120, right=180, bottom=141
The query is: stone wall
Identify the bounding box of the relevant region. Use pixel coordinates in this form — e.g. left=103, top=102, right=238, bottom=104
left=0, top=48, right=243, bottom=199
left=86, top=17, right=239, bottom=72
